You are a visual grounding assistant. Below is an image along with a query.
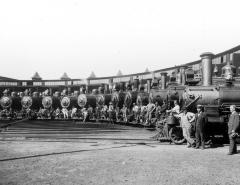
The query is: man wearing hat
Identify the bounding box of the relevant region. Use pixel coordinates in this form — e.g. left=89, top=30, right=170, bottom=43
left=194, top=105, right=207, bottom=149
left=227, top=105, right=239, bottom=155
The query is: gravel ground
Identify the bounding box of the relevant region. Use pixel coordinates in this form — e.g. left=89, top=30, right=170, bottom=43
left=0, top=121, right=239, bottom=185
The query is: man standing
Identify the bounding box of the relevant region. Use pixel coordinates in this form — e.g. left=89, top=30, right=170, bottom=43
left=145, top=101, right=156, bottom=126
left=160, top=100, right=167, bottom=120
left=108, top=102, right=114, bottom=124
left=132, top=103, right=139, bottom=122
left=175, top=107, right=195, bottom=148
left=155, top=102, right=161, bottom=120
left=121, top=104, right=128, bottom=123
left=194, top=105, right=207, bottom=150
left=227, top=105, right=239, bottom=155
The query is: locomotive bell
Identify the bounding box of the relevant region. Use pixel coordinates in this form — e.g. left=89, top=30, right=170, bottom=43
left=19, top=92, right=24, bottom=97
left=92, top=89, right=98, bottom=95
left=126, top=82, right=132, bottom=91
left=24, top=89, right=29, bottom=96
left=80, top=86, right=86, bottom=94
left=98, top=86, right=104, bottom=94
left=213, top=64, right=219, bottom=76
left=44, top=89, right=49, bottom=96
left=11, top=92, right=17, bottom=97
left=62, top=89, right=67, bottom=96
left=221, top=61, right=236, bottom=80
left=32, top=92, right=39, bottom=97
left=73, top=91, right=79, bottom=97
left=3, top=89, right=9, bottom=96
left=54, top=91, right=60, bottom=97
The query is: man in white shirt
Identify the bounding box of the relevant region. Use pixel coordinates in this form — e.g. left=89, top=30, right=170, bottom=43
left=146, top=101, right=156, bottom=125
left=132, top=103, right=139, bottom=122
left=171, top=100, right=180, bottom=114
left=175, top=106, right=195, bottom=148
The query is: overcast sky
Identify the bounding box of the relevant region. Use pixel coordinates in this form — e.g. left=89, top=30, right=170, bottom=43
left=0, top=0, right=240, bottom=80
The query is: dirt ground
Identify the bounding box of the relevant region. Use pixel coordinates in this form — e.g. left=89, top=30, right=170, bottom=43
left=0, top=121, right=240, bottom=185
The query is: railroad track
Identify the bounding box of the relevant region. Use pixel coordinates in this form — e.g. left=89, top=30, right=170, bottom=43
left=0, top=120, right=155, bottom=142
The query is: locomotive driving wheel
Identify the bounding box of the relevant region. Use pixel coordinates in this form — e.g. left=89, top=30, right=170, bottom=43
left=169, top=126, right=186, bottom=145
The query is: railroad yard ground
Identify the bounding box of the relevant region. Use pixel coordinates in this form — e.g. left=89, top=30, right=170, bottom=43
left=0, top=121, right=240, bottom=185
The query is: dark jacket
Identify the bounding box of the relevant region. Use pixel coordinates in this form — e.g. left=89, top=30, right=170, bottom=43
left=195, top=112, right=207, bottom=131
left=228, top=111, right=239, bottom=135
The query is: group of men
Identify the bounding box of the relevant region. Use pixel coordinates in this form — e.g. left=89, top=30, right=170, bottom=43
left=168, top=101, right=239, bottom=154
left=1, top=94, right=239, bottom=154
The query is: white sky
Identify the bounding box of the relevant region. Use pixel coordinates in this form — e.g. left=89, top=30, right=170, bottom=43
left=0, top=0, right=240, bottom=80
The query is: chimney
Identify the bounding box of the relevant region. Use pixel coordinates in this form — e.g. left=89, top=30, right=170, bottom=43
left=200, top=52, right=214, bottom=86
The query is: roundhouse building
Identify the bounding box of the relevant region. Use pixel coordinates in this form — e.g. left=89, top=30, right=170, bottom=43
left=1, top=45, right=240, bottom=95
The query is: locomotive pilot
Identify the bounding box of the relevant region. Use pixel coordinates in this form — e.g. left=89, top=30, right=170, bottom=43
left=62, top=107, right=68, bottom=119
left=71, top=106, right=77, bottom=118
left=55, top=107, right=61, bottom=118
left=227, top=105, right=239, bottom=155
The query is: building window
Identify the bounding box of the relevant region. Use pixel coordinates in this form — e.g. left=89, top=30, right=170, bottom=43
left=33, top=82, right=42, bottom=86
left=22, top=82, right=27, bottom=86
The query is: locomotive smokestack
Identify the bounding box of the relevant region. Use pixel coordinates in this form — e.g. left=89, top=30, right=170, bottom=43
left=180, top=66, right=187, bottom=85
left=160, top=72, right=167, bottom=89
left=119, top=82, right=125, bottom=92
left=133, top=78, right=139, bottom=91
left=200, top=52, right=214, bottom=86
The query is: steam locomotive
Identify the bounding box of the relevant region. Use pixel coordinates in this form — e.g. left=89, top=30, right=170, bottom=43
left=1, top=53, right=239, bottom=144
